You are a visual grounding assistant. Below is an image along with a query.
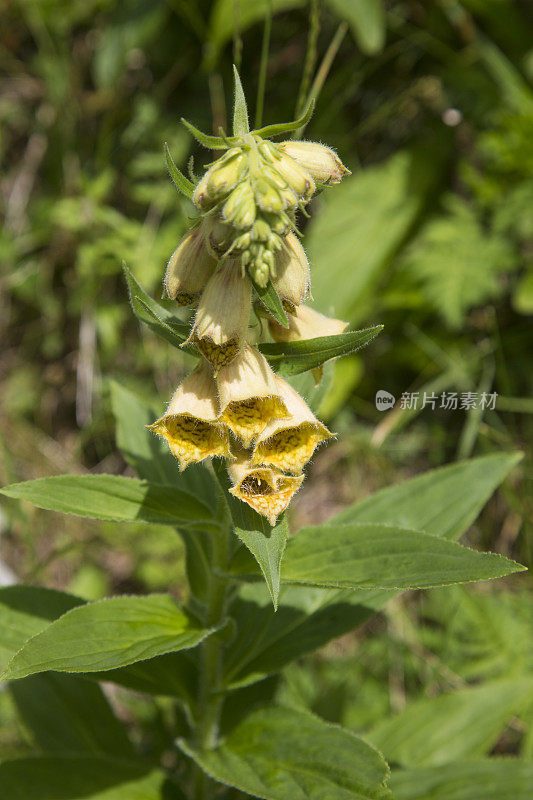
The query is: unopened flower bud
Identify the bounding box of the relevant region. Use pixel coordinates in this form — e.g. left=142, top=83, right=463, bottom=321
left=227, top=450, right=303, bottom=526
left=207, top=151, right=247, bottom=199
left=269, top=304, right=348, bottom=342
left=252, top=377, right=333, bottom=474
left=271, top=233, right=310, bottom=309
left=193, top=150, right=248, bottom=210
left=278, top=141, right=350, bottom=186
left=253, top=177, right=286, bottom=214
left=217, top=344, right=289, bottom=447
left=222, top=181, right=256, bottom=230
left=272, top=153, right=315, bottom=200
left=148, top=362, right=230, bottom=470
left=251, top=217, right=271, bottom=242
left=165, top=226, right=217, bottom=305
left=184, top=259, right=251, bottom=371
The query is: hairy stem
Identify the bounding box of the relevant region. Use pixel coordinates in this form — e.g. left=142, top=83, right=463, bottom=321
left=192, top=510, right=231, bottom=799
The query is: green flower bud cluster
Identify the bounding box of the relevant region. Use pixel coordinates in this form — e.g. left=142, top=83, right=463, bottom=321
left=192, top=134, right=316, bottom=288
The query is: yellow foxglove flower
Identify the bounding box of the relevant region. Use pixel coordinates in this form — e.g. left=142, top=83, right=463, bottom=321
left=278, top=141, right=350, bottom=186
left=185, top=259, right=252, bottom=370
left=269, top=304, right=348, bottom=342
left=252, top=377, right=333, bottom=474
left=148, top=362, right=230, bottom=470
left=165, top=226, right=217, bottom=305
left=217, top=344, right=288, bottom=447
left=227, top=451, right=303, bottom=526
left=271, top=233, right=310, bottom=311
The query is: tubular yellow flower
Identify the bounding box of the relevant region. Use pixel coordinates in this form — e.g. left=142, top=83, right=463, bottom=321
left=165, top=226, right=217, bottom=305
left=228, top=452, right=304, bottom=526
left=278, top=140, right=350, bottom=186
left=217, top=344, right=289, bottom=447
left=271, top=233, right=311, bottom=311
left=252, top=377, right=333, bottom=474
left=269, top=303, right=348, bottom=342
left=148, top=362, right=231, bottom=470
left=184, top=259, right=252, bottom=371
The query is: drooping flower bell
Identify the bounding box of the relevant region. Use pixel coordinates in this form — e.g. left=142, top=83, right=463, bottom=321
left=227, top=449, right=304, bottom=526
left=217, top=345, right=288, bottom=447
left=148, top=362, right=231, bottom=470
left=252, top=377, right=333, bottom=474
left=184, top=258, right=252, bottom=371
left=269, top=304, right=348, bottom=343
left=278, top=140, right=350, bottom=186
left=165, top=225, right=217, bottom=306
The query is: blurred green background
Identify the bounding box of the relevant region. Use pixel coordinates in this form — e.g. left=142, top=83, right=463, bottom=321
left=1, top=0, right=532, bottom=762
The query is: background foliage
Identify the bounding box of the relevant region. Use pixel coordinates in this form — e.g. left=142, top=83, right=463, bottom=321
left=1, top=0, right=532, bottom=784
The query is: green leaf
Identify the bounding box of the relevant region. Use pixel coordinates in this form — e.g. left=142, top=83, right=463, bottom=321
left=222, top=453, right=521, bottom=687
left=276, top=524, right=525, bottom=590
left=0, top=474, right=213, bottom=525
left=325, top=0, right=386, bottom=54
left=254, top=279, right=289, bottom=328
left=180, top=706, right=391, bottom=800
left=10, top=673, right=134, bottom=757
left=330, top=452, right=523, bottom=539
left=390, top=761, right=533, bottom=800
left=401, top=196, right=516, bottom=328
left=253, top=99, right=315, bottom=138
left=367, top=679, right=533, bottom=767
left=180, top=117, right=232, bottom=150
left=307, top=146, right=449, bottom=323
left=122, top=261, right=191, bottom=349
left=213, top=460, right=288, bottom=609
left=2, top=594, right=218, bottom=681
left=164, top=142, right=194, bottom=198
left=0, top=586, right=83, bottom=671
left=223, top=583, right=389, bottom=688
left=232, top=65, right=249, bottom=136
left=109, top=380, right=216, bottom=509
left=204, top=0, right=305, bottom=71
left=0, top=757, right=181, bottom=800
left=260, top=325, right=383, bottom=375
left=0, top=586, right=197, bottom=699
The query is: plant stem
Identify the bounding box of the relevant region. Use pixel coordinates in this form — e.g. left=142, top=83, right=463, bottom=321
left=255, top=0, right=272, bottom=128
left=192, top=515, right=231, bottom=799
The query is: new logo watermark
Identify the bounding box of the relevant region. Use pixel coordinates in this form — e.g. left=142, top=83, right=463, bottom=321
left=375, top=390, right=396, bottom=410
left=374, top=390, right=498, bottom=412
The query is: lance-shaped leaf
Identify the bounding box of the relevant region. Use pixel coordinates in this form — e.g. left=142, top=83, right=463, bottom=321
left=222, top=453, right=523, bottom=687
left=164, top=142, right=194, bottom=198
left=259, top=325, right=383, bottom=375
left=123, top=262, right=191, bottom=348
left=181, top=117, right=234, bottom=150
left=0, top=474, right=213, bottom=525
left=253, top=99, right=315, bottom=138
left=213, top=460, right=288, bottom=610
left=367, top=678, right=533, bottom=767
left=180, top=706, right=391, bottom=800
left=390, top=760, right=533, bottom=800
left=229, top=523, right=525, bottom=590
left=2, top=594, right=219, bottom=681
left=329, top=451, right=523, bottom=539
left=0, top=757, right=184, bottom=800
left=10, top=673, right=135, bottom=757
left=0, top=586, right=197, bottom=700
left=254, top=278, right=289, bottom=328
left=232, top=65, right=250, bottom=136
